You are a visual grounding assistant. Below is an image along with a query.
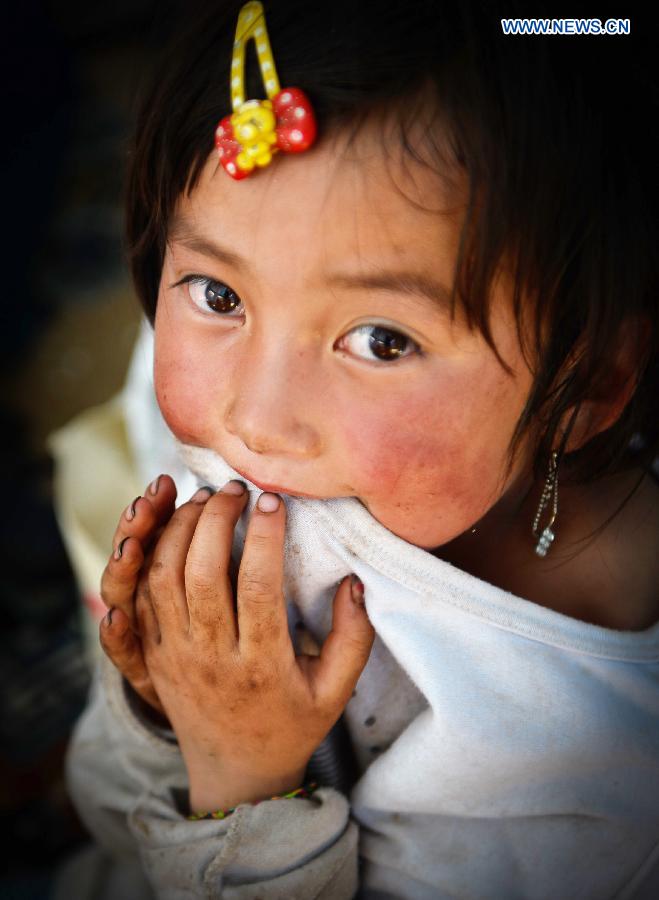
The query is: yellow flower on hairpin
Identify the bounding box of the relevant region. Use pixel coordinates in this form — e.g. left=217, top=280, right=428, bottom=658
left=231, top=99, right=278, bottom=173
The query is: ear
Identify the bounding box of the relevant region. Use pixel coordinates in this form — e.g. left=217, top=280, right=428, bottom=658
left=561, top=316, right=648, bottom=454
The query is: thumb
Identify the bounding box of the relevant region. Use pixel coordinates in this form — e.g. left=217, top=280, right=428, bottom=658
left=308, top=575, right=375, bottom=710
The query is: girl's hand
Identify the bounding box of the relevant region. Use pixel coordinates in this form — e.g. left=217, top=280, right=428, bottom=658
left=99, top=475, right=178, bottom=715
left=135, top=481, right=376, bottom=813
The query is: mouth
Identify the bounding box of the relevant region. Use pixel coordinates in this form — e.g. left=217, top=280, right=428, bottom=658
left=230, top=464, right=318, bottom=499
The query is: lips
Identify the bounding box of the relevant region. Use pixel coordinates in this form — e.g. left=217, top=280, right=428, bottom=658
left=231, top=465, right=316, bottom=498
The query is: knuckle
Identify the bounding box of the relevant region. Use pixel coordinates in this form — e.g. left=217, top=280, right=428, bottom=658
left=246, top=617, right=280, bottom=647
left=204, top=500, right=232, bottom=521
left=185, top=568, right=214, bottom=599
left=99, top=624, right=131, bottom=660
left=191, top=614, right=223, bottom=642
left=139, top=498, right=157, bottom=521
left=101, top=564, right=132, bottom=597
left=239, top=569, right=274, bottom=600
left=237, top=664, right=272, bottom=693
left=101, top=566, right=118, bottom=591
left=160, top=505, right=196, bottom=536
left=247, top=532, right=271, bottom=552
left=343, top=632, right=373, bottom=657
left=115, top=622, right=137, bottom=651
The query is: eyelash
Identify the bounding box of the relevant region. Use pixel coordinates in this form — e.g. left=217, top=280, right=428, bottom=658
left=172, top=274, right=422, bottom=365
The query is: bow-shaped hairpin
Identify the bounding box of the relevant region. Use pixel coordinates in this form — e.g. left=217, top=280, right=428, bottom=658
left=215, top=1, right=317, bottom=180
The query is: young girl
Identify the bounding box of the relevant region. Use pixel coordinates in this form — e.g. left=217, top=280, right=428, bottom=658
left=63, top=1, right=659, bottom=897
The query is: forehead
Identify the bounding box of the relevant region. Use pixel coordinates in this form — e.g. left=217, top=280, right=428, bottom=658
left=172, top=115, right=467, bottom=272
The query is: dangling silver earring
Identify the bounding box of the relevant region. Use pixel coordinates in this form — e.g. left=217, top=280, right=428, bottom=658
left=532, top=450, right=559, bottom=557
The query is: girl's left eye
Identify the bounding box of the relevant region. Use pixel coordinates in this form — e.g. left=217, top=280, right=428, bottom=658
left=338, top=324, right=420, bottom=363
left=178, top=275, right=244, bottom=315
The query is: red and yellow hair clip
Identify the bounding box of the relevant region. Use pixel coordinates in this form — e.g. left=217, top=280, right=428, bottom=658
left=215, top=1, right=317, bottom=180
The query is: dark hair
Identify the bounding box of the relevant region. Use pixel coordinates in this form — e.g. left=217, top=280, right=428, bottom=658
left=125, top=0, right=658, bottom=488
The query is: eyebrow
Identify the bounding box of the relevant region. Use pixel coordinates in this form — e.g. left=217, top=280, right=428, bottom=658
left=169, top=217, right=455, bottom=312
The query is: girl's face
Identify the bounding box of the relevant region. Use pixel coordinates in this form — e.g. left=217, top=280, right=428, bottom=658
left=154, top=121, right=535, bottom=549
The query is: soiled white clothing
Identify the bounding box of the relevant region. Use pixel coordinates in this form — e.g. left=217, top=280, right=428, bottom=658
left=62, top=323, right=659, bottom=899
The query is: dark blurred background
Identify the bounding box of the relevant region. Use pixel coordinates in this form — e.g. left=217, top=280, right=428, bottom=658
left=1, top=2, right=182, bottom=895
left=0, top=3, right=655, bottom=898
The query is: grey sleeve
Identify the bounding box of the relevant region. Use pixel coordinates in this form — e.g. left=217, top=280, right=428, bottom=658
left=65, top=654, right=360, bottom=899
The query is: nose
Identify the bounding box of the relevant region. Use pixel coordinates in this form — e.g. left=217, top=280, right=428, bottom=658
left=224, top=348, right=323, bottom=459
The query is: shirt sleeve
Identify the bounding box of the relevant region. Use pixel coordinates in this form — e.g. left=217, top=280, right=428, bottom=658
left=65, top=653, right=360, bottom=899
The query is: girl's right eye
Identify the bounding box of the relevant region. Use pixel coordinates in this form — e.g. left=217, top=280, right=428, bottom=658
left=178, top=275, right=244, bottom=316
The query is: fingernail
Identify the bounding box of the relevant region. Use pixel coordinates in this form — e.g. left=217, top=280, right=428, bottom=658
left=105, top=607, right=115, bottom=626
left=191, top=486, right=214, bottom=503
left=148, top=475, right=162, bottom=496
left=350, top=574, right=365, bottom=606
left=114, top=537, right=128, bottom=561
left=221, top=479, right=246, bottom=496
left=257, top=492, right=280, bottom=512
left=125, top=497, right=140, bottom=521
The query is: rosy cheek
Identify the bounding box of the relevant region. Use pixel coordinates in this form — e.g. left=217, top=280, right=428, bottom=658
left=153, top=323, right=215, bottom=445
left=340, top=392, right=457, bottom=495
left=338, top=376, right=513, bottom=545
